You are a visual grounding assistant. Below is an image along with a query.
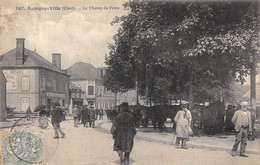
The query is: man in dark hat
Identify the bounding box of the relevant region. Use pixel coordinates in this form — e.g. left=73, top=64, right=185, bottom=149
left=51, top=105, right=65, bottom=139
left=110, top=102, right=136, bottom=165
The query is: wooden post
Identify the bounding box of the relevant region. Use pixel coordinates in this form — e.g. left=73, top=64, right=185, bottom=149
left=0, top=69, right=7, bottom=121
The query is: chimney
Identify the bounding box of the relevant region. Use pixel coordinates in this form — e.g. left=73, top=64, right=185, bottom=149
left=52, top=53, right=61, bottom=70
left=16, top=38, right=25, bottom=65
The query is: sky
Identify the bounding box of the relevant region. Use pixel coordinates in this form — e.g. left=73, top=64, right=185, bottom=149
left=0, top=0, right=128, bottom=69
left=0, top=0, right=259, bottom=85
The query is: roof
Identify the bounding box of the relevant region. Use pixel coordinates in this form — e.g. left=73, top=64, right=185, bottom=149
left=0, top=69, right=7, bottom=82
left=0, top=48, right=68, bottom=76
left=67, top=62, right=100, bottom=80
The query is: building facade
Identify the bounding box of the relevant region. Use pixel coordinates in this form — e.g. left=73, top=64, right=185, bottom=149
left=98, top=67, right=145, bottom=107
left=69, top=82, right=85, bottom=113
left=0, top=38, right=70, bottom=112
left=67, top=62, right=116, bottom=109
left=95, top=78, right=115, bottom=109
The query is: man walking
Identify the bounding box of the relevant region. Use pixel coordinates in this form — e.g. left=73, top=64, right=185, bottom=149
left=51, top=104, right=65, bottom=139
left=231, top=101, right=252, bottom=157
left=110, top=102, right=136, bottom=165
left=99, top=108, right=104, bottom=120
left=174, top=105, right=192, bottom=149
left=72, top=105, right=79, bottom=128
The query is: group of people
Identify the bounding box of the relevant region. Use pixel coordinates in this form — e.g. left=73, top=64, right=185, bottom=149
left=109, top=101, right=254, bottom=164
left=26, top=99, right=254, bottom=164
left=72, top=105, right=104, bottom=128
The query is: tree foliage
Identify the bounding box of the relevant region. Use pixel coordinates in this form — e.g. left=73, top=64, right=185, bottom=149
left=104, top=1, right=259, bottom=104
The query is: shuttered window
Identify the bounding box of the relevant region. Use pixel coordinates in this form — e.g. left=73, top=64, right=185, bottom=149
left=88, top=86, right=94, bottom=95
left=21, top=76, right=29, bottom=91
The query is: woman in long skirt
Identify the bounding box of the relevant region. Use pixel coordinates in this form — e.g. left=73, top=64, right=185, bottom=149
left=174, top=105, right=192, bottom=149
left=39, top=110, right=49, bottom=129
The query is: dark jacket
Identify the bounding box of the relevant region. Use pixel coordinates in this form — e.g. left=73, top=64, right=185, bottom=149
left=110, top=111, right=136, bottom=152
left=81, top=107, right=90, bottom=123
left=51, top=107, right=63, bottom=124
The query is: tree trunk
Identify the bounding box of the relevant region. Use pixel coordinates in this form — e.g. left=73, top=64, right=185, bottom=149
left=250, top=61, right=256, bottom=109
left=188, top=75, right=194, bottom=110
left=136, top=80, right=139, bottom=105
left=145, top=65, right=149, bottom=106
left=114, top=93, right=117, bottom=107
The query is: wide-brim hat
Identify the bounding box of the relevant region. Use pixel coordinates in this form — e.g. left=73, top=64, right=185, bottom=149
left=240, top=101, right=249, bottom=106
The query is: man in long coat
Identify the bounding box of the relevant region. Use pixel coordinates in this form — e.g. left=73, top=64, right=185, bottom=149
left=51, top=105, right=65, bottom=139
left=110, top=102, right=136, bottom=165
left=231, top=101, right=252, bottom=157
left=81, top=105, right=89, bottom=127
left=174, top=105, right=192, bottom=149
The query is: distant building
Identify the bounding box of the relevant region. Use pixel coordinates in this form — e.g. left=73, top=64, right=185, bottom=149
left=96, top=67, right=115, bottom=109
left=117, top=90, right=139, bottom=105
left=68, top=63, right=117, bottom=109
left=67, top=62, right=100, bottom=107
left=67, top=62, right=145, bottom=109
left=98, top=67, right=145, bottom=106
left=69, top=82, right=86, bottom=113
left=0, top=38, right=70, bottom=112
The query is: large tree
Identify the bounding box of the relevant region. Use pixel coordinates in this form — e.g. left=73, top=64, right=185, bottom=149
left=104, top=1, right=259, bottom=106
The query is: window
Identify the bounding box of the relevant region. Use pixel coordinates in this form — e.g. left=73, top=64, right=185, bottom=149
left=102, top=102, right=104, bottom=109
left=41, top=98, right=46, bottom=105
left=41, top=77, right=46, bottom=91
left=53, top=78, right=56, bottom=92
left=65, top=83, right=68, bottom=93
left=104, top=87, right=107, bottom=94
left=58, top=81, right=61, bottom=92
left=21, top=76, right=30, bottom=91
left=47, top=78, right=51, bottom=88
left=96, top=86, right=100, bottom=95
left=88, top=86, right=94, bottom=95
left=105, top=102, right=108, bottom=109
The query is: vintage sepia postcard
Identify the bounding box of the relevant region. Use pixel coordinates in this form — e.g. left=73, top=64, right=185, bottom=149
left=0, top=0, right=259, bottom=165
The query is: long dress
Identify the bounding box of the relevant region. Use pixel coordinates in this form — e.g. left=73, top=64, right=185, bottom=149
left=39, top=110, right=49, bottom=129
left=39, top=116, right=49, bottom=129
left=174, top=109, right=192, bottom=138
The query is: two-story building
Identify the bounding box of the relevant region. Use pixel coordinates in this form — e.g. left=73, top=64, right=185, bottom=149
left=0, top=38, right=70, bottom=112
left=67, top=62, right=100, bottom=107
left=67, top=62, right=116, bottom=109
left=69, top=82, right=86, bottom=113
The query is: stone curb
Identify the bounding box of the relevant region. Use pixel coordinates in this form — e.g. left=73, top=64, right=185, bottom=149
left=96, top=121, right=260, bottom=156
